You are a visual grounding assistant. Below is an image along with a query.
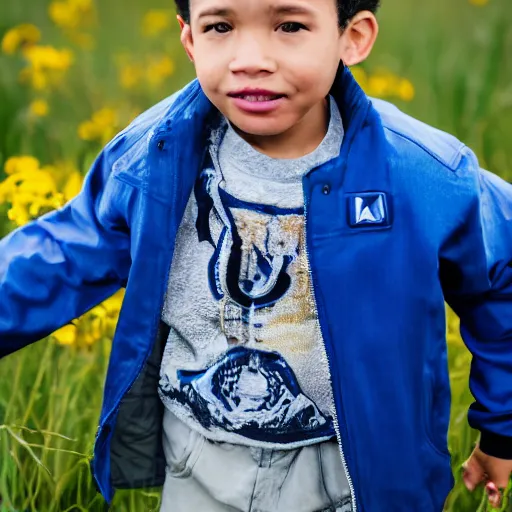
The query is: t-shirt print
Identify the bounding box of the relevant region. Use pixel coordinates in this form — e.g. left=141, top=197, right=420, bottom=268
left=160, top=97, right=343, bottom=448
left=160, top=160, right=334, bottom=444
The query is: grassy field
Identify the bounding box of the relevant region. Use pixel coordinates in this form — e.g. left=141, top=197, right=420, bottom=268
left=0, top=0, right=511, bottom=510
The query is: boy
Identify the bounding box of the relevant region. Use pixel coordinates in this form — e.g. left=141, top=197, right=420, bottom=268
left=1, top=0, right=512, bottom=510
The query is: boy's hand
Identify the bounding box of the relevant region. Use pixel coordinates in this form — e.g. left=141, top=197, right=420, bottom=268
left=462, top=444, right=512, bottom=508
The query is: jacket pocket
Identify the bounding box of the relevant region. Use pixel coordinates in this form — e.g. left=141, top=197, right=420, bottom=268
left=163, top=410, right=205, bottom=478
left=423, top=368, right=451, bottom=460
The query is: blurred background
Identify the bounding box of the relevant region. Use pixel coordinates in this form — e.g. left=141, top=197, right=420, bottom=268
left=0, top=0, right=511, bottom=510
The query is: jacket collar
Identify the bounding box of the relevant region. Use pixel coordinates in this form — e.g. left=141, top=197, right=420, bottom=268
left=141, top=65, right=373, bottom=206
left=329, top=63, right=371, bottom=154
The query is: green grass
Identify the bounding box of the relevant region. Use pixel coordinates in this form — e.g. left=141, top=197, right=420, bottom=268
left=0, top=0, right=512, bottom=510
left=0, top=339, right=163, bottom=511
left=0, top=324, right=505, bottom=512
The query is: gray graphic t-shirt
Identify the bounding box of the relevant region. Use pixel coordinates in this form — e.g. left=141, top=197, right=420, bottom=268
left=159, top=97, right=344, bottom=449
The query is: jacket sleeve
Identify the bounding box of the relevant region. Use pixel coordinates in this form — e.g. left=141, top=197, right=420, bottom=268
left=0, top=143, right=133, bottom=357
left=441, top=147, right=512, bottom=459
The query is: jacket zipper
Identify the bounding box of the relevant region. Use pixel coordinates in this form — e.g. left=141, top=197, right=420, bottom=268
left=303, top=184, right=357, bottom=512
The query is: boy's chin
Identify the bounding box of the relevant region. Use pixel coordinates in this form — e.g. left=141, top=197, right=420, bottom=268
left=228, top=115, right=296, bottom=138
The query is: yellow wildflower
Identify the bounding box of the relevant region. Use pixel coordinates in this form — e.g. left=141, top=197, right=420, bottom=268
left=1, top=24, right=41, bottom=55
left=367, top=74, right=391, bottom=98
left=352, top=66, right=415, bottom=103
left=23, top=45, right=74, bottom=71
left=142, top=10, right=172, bottom=38
left=4, top=155, right=40, bottom=175
left=94, top=289, right=124, bottom=340
left=49, top=0, right=96, bottom=31
left=146, top=56, right=175, bottom=87
left=50, top=1, right=78, bottom=29
left=0, top=157, right=83, bottom=228
left=78, top=108, right=118, bottom=144
left=20, top=45, right=74, bottom=90
left=53, top=162, right=84, bottom=200
left=397, top=79, right=415, bottom=102
left=53, top=324, right=78, bottom=345
left=29, top=99, right=50, bottom=117
left=7, top=204, right=30, bottom=226
left=0, top=156, right=64, bottom=227
left=85, top=317, right=103, bottom=345
left=101, top=291, right=124, bottom=319
left=117, top=55, right=175, bottom=90
left=52, top=290, right=124, bottom=347
left=469, top=0, right=489, bottom=5
left=63, top=171, right=84, bottom=201
left=49, top=0, right=96, bottom=50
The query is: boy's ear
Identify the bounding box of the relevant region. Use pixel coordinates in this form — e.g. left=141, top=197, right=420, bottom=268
left=177, top=15, right=194, bottom=62
left=339, top=11, right=379, bottom=66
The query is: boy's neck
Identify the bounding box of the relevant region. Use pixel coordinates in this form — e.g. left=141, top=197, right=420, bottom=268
left=230, top=98, right=330, bottom=160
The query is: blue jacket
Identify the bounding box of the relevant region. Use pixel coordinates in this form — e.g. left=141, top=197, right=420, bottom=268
left=2, top=66, right=512, bottom=512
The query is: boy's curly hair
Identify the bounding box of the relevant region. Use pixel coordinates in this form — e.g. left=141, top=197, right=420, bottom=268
left=174, top=0, right=380, bottom=28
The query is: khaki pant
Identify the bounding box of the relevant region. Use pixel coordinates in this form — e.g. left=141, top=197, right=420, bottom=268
left=160, top=409, right=352, bottom=512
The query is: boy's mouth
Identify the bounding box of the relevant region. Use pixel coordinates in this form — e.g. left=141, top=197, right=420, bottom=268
left=228, top=89, right=286, bottom=102
left=235, top=95, right=283, bottom=102
left=228, top=88, right=287, bottom=114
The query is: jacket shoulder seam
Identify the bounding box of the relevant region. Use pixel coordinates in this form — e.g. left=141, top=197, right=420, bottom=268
left=382, top=125, right=465, bottom=171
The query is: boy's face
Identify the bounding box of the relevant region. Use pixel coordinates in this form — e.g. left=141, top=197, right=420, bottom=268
left=180, top=0, right=356, bottom=138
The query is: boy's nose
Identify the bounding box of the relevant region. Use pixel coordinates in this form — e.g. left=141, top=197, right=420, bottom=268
left=228, top=35, right=277, bottom=75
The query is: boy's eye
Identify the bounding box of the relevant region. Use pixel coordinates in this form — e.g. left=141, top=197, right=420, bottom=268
left=204, top=22, right=232, bottom=34
left=279, top=22, right=307, bottom=33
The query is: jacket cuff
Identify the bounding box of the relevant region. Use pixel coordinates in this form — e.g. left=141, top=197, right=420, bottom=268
left=479, top=430, right=512, bottom=460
